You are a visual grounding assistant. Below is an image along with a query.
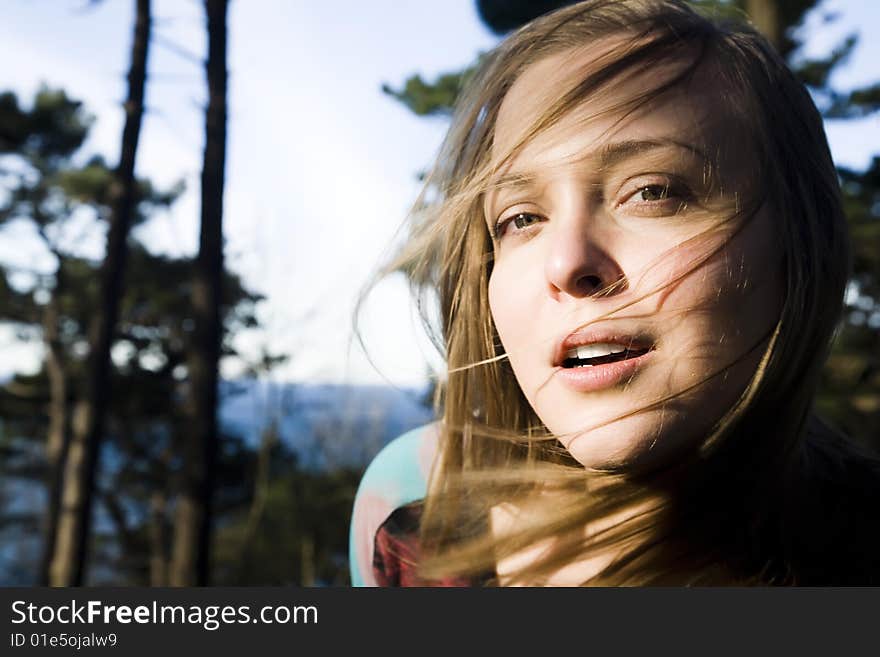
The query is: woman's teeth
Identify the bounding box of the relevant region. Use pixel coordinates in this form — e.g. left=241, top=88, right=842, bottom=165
left=564, top=343, right=628, bottom=360
left=562, top=343, right=649, bottom=368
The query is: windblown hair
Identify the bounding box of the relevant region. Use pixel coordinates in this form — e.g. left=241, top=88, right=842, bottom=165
left=368, top=0, right=879, bottom=585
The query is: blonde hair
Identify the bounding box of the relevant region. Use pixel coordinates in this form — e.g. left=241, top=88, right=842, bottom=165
left=369, top=0, right=869, bottom=585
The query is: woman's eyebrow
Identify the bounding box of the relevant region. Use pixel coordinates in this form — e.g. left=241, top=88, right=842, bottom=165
left=488, top=139, right=707, bottom=190
left=598, top=138, right=708, bottom=167
left=487, top=172, right=541, bottom=193
left=483, top=173, right=541, bottom=215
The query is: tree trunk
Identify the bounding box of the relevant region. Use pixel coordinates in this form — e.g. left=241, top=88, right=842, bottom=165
left=101, top=489, right=140, bottom=581
left=170, top=0, right=228, bottom=587
left=300, top=535, right=316, bottom=587
left=235, top=422, right=277, bottom=582
left=49, top=0, right=151, bottom=586
left=37, top=272, right=71, bottom=586
left=149, top=489, right=171, bottom=586
left=148, top=445, right=173, bottom=586
left=745, top=0, right=781, bottom=50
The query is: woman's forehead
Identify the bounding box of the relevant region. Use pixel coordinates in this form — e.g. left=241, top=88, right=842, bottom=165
left=492, top=47, right=732, bottom=174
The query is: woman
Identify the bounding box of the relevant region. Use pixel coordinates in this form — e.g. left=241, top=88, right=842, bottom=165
left=350, top=0, right=880, bottom=586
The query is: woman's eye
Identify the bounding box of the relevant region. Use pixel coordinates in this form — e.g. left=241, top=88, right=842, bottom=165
left=618, top=180, right=691, bottom=215
left=637, top=184, right=670, bottom=201
left=512, top=213, right=541, bottom=229
left=494, top=212, right=543, bottom=238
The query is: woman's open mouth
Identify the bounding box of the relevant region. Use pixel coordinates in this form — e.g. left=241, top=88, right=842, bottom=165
left=554, top=339, right=655, bottom=393
left=561, top=343, right=652, bottom=368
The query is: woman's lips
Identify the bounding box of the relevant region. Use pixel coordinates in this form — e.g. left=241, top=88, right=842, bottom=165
left=554, top=348, right=654, bottom=393
left=553, top=329, right=655, bottom=367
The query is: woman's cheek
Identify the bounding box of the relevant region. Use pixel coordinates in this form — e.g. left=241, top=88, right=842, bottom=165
left=488, top=265, right=540, bottom=378
left=488, top=268, right=520, bottom=352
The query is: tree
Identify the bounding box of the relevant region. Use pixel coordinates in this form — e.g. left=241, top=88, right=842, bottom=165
left=170, top=0, right=229, bottom=587
left=0, top=86, right=179, bottom=584
left=0, top=81, right=280, bottom=585
left=0, top=231, right=269, bottom=585
left=50, top=0, right=153, bottom=587
left=0, top=87, right=91, bottom=585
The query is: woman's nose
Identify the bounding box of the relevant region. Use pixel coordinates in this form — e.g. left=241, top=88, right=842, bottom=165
left=544, top=216, right=625, bottom=300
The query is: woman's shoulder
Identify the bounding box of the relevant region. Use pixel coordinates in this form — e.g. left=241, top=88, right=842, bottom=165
left=787, top=422, right=880, bottom=584
left=348, top=423, right=440, bottom=586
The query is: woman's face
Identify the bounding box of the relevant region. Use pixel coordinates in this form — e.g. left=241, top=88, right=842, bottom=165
left=486, top=49, right=783, bottom=469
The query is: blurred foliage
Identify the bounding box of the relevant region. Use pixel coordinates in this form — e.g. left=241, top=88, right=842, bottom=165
left=0, top=87, right=312, bottom=585
left=817, top=157, right=880, bottom=446
left=0, top=87, right=92, bottom=161
left=382, top=70, right=477, bottom=118
left=213, top=436, right=362, bottom=586
left=476, top=0, right=581, bottom=34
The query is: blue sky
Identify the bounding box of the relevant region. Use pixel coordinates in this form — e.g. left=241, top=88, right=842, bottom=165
left=0, top=0, right=877, bottom=385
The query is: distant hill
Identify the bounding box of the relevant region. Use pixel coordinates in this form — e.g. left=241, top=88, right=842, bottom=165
left=219, top=380, right=435, bottom=470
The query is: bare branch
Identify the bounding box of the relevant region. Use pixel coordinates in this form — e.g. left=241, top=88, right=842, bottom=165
left=153, top=33, right=202, bottom=66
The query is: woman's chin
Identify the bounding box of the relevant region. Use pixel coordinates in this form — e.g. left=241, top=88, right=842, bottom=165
left=547, top=408, right=689, bottom=471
